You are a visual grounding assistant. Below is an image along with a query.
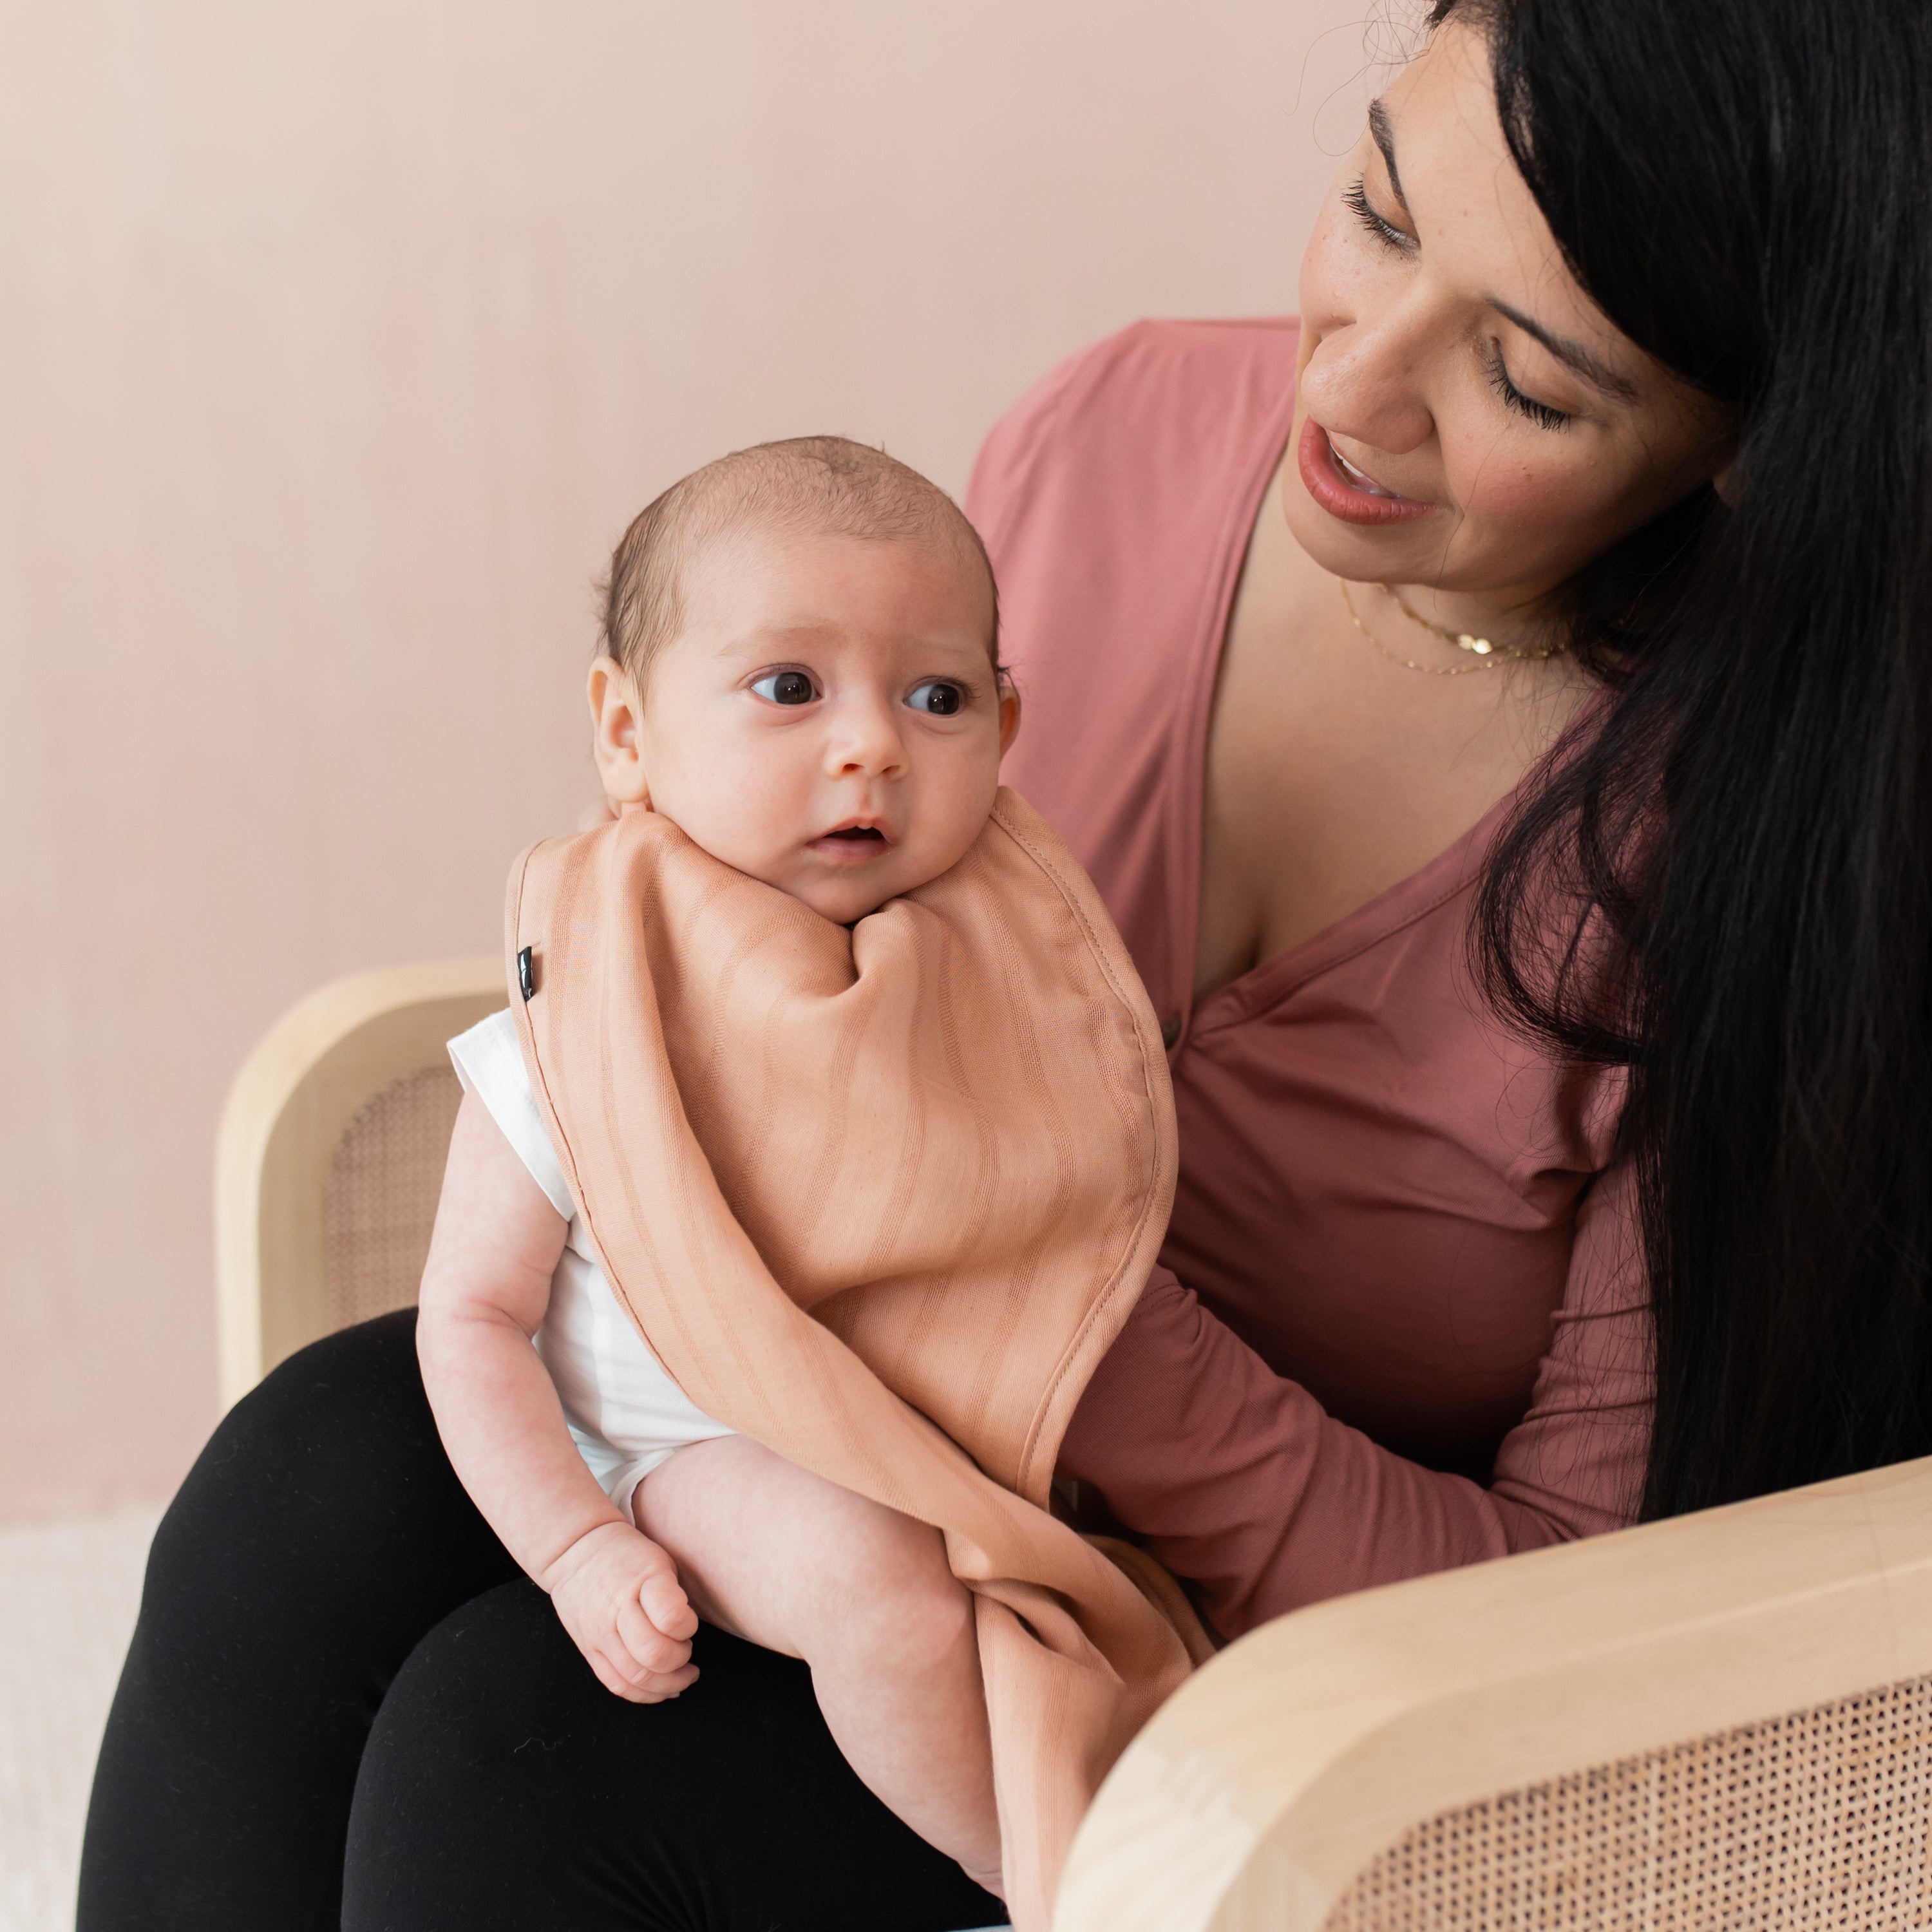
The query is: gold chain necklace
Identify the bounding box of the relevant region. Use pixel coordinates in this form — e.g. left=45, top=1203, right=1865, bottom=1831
left=1388, top=585, right=1499, bottom=656
left=1339, top=580, right=1566, bottom=677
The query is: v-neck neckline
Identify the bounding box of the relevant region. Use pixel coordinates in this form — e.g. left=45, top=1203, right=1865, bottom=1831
left=1186, top=788, right=1514, bottom=1037
left=1166, top=343, right=1531, bottom=1048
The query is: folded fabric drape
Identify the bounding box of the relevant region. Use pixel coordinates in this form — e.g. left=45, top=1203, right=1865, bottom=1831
left=506, top=788, right=1206, bottom=1929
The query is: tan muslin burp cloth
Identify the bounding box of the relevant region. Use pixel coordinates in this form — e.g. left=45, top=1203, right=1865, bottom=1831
left=506, top=786, right=1207, bottom=1929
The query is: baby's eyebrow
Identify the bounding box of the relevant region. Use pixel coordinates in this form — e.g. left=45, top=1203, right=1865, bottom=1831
left=713, top=624, right=837, bottom=659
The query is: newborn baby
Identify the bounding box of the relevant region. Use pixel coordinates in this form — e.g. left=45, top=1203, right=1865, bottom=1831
left=419, top=437, right=1022, bottom=1897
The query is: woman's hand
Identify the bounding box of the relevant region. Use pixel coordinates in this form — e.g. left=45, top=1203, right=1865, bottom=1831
left=543, top=1519, right=701, bottom=1703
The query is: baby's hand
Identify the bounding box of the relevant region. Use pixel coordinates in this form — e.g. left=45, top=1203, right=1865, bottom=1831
left=542, top=1520, right=701, bottom=1703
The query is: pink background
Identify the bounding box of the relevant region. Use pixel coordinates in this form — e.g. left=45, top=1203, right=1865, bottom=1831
left=1, top=0, right=1390, bottom=1520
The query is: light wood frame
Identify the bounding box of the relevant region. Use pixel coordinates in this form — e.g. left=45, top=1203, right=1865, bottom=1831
left=214, top=955, right=505, bottom=1407
left=1054, top=1454, right=1932, bottom=1931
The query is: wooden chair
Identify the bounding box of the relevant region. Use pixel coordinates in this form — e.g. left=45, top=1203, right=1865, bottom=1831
left=217, top=962, right=1932, bottom=1929
left=214, top=955, right=502, bottom=1403
left=1058, top=1455, right=1932, bottom=1929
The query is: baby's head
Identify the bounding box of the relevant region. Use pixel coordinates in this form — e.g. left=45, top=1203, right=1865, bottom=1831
left=588, top=437, right=1019, bottom=925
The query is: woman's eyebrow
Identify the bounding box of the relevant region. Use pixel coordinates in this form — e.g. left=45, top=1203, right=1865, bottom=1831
left=1369, top=88, right=1634, bottom=405
left=1488, top=298, right=1639, bottom=401
left=1368, top=99, right=1408, bottom=209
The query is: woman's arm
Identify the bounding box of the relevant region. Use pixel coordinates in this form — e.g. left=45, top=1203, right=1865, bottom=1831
left=1059, top=1160, right=1652, bottom=1638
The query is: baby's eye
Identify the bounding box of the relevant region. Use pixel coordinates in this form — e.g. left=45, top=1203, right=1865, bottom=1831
left=905, top=680, right=964, bottom=717
left=750, top=669, right=819, bottom=706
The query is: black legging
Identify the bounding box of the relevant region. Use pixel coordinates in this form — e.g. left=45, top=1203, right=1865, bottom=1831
left=77, top=1310, right=1005, bottom=1931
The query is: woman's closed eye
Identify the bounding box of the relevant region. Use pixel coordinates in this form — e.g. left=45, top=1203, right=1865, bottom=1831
left=1482, top=343, right=1573, bottom=432
left=905, top=679, right=966, bottom=717
left=750, top=668, right=819, bottom=706
left=1343, top=176, right=1414, bottom=254
left=1343, top=169, right=1572, bottom=433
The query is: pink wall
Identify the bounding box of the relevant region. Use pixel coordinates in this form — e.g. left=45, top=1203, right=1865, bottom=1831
left=0, top=0, right=1387, bottom=1519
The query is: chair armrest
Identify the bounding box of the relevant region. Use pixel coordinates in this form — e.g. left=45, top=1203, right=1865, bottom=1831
left=1054, top=1457, right=1932, bottom=1931
left=214, top=956, right=504, bottom=1405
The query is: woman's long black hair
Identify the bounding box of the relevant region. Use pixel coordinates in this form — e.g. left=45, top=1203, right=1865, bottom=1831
left=1435, top=0, right=1932, bottom=1518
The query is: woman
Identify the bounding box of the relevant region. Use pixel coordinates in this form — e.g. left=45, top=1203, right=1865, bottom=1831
left=80, top=0, right=1932, bottom=1926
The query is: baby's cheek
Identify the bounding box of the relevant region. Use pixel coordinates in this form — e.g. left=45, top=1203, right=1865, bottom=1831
left=920, top=759, right=1003, bottom=876
left=653, top=752, right=794, bottom=878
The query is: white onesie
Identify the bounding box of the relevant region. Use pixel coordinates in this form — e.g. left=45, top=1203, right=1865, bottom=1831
left=446, top=1009, right=735, bottom=1517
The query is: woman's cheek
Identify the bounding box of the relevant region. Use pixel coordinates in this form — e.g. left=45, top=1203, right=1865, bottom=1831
left=1297, top=194, right=1382, bottom=343
left=1451, top=440, right=1611, bottom=544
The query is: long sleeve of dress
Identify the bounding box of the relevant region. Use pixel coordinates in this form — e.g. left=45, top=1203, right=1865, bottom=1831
left=1059, top=1159, right=1654, bottom=1639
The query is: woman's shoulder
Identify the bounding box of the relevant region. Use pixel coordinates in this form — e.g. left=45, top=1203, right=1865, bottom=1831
left=964, top=317, right=1300, bottom=554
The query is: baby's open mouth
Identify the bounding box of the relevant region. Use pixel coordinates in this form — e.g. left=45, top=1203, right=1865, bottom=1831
left=809, top=820, right=895, bottom=862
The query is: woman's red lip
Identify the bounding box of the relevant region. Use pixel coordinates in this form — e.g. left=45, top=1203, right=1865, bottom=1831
left=1295, top=418, right=1436, bottom=526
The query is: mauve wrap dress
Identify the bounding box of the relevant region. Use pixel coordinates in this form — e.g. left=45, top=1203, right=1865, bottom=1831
left=967, top=317, right=1653, bottom=1640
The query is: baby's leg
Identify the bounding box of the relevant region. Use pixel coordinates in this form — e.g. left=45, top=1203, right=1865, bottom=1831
left=633, top=1435, right=1001, bottom=1895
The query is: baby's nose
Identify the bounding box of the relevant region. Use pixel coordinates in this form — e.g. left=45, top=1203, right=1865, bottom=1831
left=826, top=701, right=909, bottom=777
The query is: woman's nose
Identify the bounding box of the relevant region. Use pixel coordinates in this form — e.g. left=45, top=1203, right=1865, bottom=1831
left=1300, top=298, right=1438, bottom=457
left=824, top=698, right=909, bottom=781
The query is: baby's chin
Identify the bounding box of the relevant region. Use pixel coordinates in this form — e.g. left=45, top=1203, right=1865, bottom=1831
left=786, top=872, right=920, bottom=925
left=775, top=847, right=966, bottom=925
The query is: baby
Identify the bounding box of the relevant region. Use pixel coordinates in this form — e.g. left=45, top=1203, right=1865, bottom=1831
left=417, top=437, right=1021, bottom=1897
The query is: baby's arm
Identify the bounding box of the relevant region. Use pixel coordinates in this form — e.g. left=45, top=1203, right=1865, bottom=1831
left=416, top=1087, right=698, bottom=1702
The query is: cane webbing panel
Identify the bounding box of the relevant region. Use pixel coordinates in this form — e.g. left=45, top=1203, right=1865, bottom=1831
left=1320, top=1674, right=1932, bottom=1930
left=323, top=1064, right=462, bottom=1331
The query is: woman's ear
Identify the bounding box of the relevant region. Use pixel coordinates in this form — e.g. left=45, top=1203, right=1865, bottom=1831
left=587, top=655, right=652, bottom=806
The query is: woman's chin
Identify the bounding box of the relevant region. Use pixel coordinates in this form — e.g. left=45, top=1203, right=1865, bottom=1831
left=1278, top=463, right=1437, bottom=585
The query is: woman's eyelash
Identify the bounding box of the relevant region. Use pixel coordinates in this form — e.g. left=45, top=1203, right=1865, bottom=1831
left=1341, top=171, right=1571, bottom=435
left=1482, top=346, right=1573, bottom=431
left=1343, top=176, right=1412, bottom=253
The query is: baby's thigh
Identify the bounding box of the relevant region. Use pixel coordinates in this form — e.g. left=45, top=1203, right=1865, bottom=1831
left=634, top=1436, right=957, bottom=1663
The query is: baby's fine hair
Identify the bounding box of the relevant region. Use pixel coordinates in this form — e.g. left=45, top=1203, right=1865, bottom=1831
left=599, top=435, right=1001, bottom=691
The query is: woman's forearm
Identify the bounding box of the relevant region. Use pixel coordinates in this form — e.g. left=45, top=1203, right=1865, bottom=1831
left=1060, top=1269, right=1513, bottom=1634
left=1060, top=1186, right=1651, bottom=1638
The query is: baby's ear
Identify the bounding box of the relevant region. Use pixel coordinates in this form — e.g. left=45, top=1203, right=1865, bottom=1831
left=588, top=655, right=652, bottom=805
left=996, top=672, right=1022, bottom=756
